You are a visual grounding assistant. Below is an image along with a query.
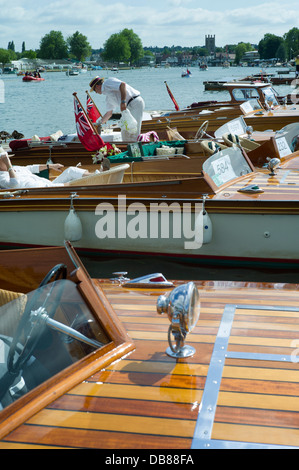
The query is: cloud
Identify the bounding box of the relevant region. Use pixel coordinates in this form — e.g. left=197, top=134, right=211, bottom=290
left=0, top=0, right=297, bottom=50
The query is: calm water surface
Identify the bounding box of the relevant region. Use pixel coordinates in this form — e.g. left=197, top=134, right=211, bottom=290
left=1, top=66, right=298, bottom=283
left=0, top=65, right=293, bottom=137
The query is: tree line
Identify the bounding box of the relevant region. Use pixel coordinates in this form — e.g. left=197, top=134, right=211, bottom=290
left=1, top=27, right=298, bottom=67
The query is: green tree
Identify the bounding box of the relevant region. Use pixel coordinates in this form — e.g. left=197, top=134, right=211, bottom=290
left=0, top=48, right=11, bottom=66
left=120, top=29, right=144, bottom=64
left=68, top=31, right=92, bottom=61
left=102, top=29, right=143, bottom=65
left=197, top=47, right=209, bottom=57
left=276, top=43, right=287, bottom=61
left=38, top=30, right=68, bottom=59
left=235, top=42, right=253, bottom=64
left=284, top=27, right=299, bottom=59
left=22, top=41, right=26, bottom=53
left=258, top=33, right=283, bottom=59
left=102, top=33, right=131, bottom=64
left=7, top=41, right=15, bottom=52
left=21, top=49, right=37, bottom=59
left=6, top=48, right=16, bottom=61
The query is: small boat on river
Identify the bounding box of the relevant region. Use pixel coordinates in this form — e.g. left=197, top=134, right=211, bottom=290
left=66, top=70, right=79, bottom=76
left=0, top=242, right=298, bottom=448
left=182, top=69, right=191, bottom=77
left=167, top=82, right=293, bottom=117
left=141, top=84, right=299, bottom=139
left=22, top=75, right=45, bottom=82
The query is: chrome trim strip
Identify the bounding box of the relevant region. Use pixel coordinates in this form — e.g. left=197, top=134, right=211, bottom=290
left=279, top=170, right=291, bottom=184
left=236, top=304, right=299, bottom=312
left=192, top=302, right=299, bottom=449
left=192, top=304, right=235, bottom=448
left=226, top=351, right=293, bottom=362
left=192, top=439, right=296, bottom=449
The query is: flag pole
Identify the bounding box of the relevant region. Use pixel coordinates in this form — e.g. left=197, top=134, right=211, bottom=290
left=73, top=92, right=99, bottom=135
left=85, top=90, right=102, bottom=118
left=164, top=81, right=180, bottom=111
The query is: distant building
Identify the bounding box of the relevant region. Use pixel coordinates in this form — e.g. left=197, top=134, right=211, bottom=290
left=212, top=52, right=236, bottom=66
left=205, top=35, right=215, bottom=55
left=241, top=50, right=260, bottom=64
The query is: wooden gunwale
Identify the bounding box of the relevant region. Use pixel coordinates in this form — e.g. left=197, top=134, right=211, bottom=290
left=2, top=195, right=299, bottom=214
left=0, top=245, right=135, bottom=441
left=141, top=111, right=299, bottom=137
left=1, top=166, right=299, bottom=214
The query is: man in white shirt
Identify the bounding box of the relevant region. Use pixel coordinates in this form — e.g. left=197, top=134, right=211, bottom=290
left=89, top=76, right=145, bottom=141
left=0, top=150, right=95, bottom=189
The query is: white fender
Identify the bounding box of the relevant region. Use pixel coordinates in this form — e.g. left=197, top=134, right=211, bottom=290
left=202, top=210, right=212, bottom=244
left=64, top=208, right=82, bottom=242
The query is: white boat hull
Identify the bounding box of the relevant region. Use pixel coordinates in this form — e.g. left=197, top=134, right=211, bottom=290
left=1, top=207, right=299, bottom=267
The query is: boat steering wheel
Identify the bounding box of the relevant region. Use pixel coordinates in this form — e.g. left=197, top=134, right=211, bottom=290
left=194, top=120, right=209, bottom=140
left=7, top=264, right=67, bottom=374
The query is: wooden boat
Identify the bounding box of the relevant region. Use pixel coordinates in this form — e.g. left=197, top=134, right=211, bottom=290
left=2, top=147, right=299, bottom=269
left=2, top=119, right=286, bottom=179
left=271, top=76, right=297, bottom=85
left=241, top=73, right=275, bottom=82
left=0, top=242, right=299, bottom=449
left=6, top=136, right=297, bottom=184
left=236, top=122, right=299, bottom=168
left=210, top=121, right=299, bottom=169
left=203, top=76, right=272, bottom=91
left=6, top=119, right=298, bottom=180
left=177, top=82, right=291, bottom=115
left=140, top=84, right=297, bottom=138
left=141, top=100, right=299, bottom=139
left=203, top=80, right=226, bottom=91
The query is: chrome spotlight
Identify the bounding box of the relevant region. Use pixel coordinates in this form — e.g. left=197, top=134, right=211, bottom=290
left=246, top=125, right=253, bottom=138
left=157, top=282, right=200, bottom=358
left=267, top=157, right=281, bottom=176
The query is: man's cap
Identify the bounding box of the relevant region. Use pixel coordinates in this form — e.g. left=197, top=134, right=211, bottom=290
left=89, top=76, right=104, bottom=92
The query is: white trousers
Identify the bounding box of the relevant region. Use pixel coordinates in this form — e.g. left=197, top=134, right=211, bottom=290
left=121, top=96, right=145, bottom=141
left=52, top=166, right=86, bottom=185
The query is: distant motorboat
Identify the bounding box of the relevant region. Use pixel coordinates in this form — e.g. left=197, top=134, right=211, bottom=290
left=66, top=70, right=79, bottom=76
left=181, top=69, right=191, bottom=77
left=3, top=67, right=17, bottom=74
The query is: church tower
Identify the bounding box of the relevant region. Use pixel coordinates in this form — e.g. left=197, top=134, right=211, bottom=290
left=205, top=35, right=215, bottom=54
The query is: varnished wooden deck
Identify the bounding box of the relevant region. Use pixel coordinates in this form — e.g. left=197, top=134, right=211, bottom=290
left=1, top=279, right=299, bottom=449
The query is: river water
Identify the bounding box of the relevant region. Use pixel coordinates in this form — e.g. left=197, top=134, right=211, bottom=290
left=0, top=65, right=294, bottom=138
left=1, top=65, right=299, bottom=283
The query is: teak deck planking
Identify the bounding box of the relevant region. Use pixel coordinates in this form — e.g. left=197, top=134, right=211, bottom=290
left=1, top=279, right=299, bottom=449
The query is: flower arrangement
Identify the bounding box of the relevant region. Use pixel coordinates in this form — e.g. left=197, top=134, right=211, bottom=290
left=92, top=144, right=121, bottom=164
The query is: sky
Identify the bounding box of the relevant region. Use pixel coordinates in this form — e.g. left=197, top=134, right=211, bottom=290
left=0, top=0, right=298, bottom=52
